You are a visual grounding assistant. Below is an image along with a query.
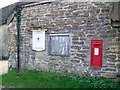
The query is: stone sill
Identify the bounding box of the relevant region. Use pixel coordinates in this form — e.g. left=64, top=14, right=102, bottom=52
left=111, top=21, right=120, bottom=28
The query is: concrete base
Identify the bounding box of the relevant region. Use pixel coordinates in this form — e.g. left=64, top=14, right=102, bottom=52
left=0, top=61, right=8, bottom=75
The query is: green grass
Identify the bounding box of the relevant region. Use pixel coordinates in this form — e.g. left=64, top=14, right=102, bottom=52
left=0, top=70, right=120, bottom=88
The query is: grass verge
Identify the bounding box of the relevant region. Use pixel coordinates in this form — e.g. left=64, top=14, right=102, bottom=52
left=0, top=70, right=120, bottom=88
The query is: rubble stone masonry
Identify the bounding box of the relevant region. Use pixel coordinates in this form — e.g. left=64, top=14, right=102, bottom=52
left=8, top=1, right=120, bottom=78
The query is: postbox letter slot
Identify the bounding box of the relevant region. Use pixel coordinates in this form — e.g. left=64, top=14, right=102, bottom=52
left=94, top=44, right=100, bottom=46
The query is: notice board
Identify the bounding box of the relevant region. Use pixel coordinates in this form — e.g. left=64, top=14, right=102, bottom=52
left=32, top=31, right=45, bottom=51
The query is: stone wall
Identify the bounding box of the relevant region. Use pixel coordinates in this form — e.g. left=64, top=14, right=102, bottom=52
left=8, top=1, right=119, bottom=78
left=0, top=25, right=8, bottom=60
left=8, top=18, right=17, bottom=69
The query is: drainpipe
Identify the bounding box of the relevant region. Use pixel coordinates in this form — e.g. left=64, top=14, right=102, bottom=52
left=16, top=5, right=21, bottom=72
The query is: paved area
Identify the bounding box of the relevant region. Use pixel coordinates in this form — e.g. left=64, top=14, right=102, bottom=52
left=0, top=60, right=8, bottom=90
left=0, top=85, right=6, bottom=90
left=0, top=61, right=8, bottom=75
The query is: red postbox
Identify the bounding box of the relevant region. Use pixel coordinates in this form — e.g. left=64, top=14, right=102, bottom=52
left=91, top=40, right=102, bottom=68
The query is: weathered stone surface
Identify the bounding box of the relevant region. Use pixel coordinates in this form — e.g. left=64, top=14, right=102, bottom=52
left=101, top=72, right=117, bottom=79
left=0, top=25, right=8, bottom=60
left=7, top=1, right=120, bottom=78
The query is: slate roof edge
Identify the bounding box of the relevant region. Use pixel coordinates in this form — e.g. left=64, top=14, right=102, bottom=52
left=0, top=2, right=35, bottom=25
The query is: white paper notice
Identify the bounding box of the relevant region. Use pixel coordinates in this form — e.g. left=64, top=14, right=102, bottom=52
left=94, top=48, right=99, bottom=55
left=32, top=31, right=45, bottom=51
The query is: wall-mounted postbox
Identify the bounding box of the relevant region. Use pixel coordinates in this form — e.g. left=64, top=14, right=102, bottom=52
left=91, top=40, right=102, bottom=68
